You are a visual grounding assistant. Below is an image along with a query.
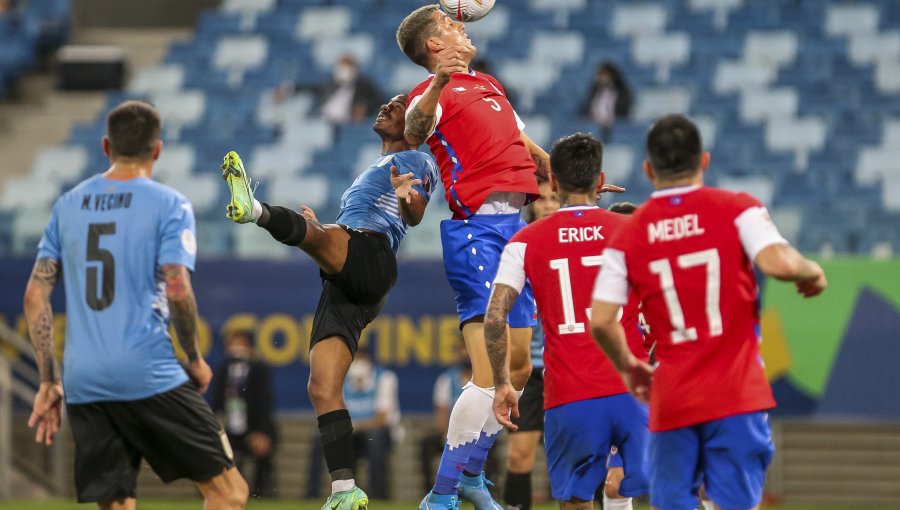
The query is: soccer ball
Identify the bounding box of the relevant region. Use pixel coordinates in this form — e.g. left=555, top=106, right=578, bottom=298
left=439, top=0, right=496, bottom=22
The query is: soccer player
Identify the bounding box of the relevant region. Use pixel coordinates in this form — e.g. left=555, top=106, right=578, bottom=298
left=503, top=176, right=558, bottom=510
left=487, top=133, right=649, bottom=510
left=23, top=100, right=249, bottom=510
left=222, top=94, right=439, bottom=510
left=591, top=115, right=827, bottom=510
left=396, top=7, right=625, bottom=509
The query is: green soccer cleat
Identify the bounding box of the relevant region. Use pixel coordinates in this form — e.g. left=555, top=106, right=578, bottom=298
left=221, top=150, right=257, bottom=224
left=321, top=487, right=369, bottom=510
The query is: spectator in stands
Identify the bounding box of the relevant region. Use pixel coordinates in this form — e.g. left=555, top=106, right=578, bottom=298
left=306, top=346, right=400, bottom=500
left=277, top=53, right=384, bottom=125
left=212, top=329, right=278, bottom=499
left=581, top=62, right=632, bottom=142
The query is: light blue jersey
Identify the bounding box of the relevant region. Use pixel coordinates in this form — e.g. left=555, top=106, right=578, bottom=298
left=336, top=150, right=439, bottom=253
left=37, top=175, right=196, bottom=404
left=531, top=314, right=545, bottom=370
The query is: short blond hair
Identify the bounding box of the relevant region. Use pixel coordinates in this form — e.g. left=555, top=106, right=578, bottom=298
left=396, top=4, right=440, bottom=69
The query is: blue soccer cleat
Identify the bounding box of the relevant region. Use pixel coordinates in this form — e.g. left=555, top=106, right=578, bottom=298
left=459, top=472, right=504, bottom=510
left=419, top=491, right=460, bottom=510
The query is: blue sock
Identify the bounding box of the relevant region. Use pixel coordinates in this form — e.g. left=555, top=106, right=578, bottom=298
left=463, top=431, right=499, bottom=476
left=433, top=439, right=477, bottom=495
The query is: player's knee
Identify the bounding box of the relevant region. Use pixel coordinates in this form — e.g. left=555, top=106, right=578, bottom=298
left=507, top=445, right=533, bottom=473
left=307, top=374, right=340, bottom=409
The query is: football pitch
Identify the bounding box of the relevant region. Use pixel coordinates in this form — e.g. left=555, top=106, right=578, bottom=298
left=0, top=501, right=893, bottom=510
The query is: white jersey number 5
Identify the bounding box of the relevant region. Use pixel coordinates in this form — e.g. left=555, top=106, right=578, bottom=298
left=483, top=97, right=501, bottom=111
left=648, top=248, right=723, bottom=343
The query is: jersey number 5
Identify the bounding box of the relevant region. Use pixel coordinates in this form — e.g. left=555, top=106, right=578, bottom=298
left=482, top=98, right=501, bottom=111
left=86, top=222, right=116, bottom=311
left=549, top=256, right=603, bottom=334
left=649, top=248, right=722, bottom=343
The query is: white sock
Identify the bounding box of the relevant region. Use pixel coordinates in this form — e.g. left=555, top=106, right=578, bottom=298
left=251, top=198, right=263, bottom=221
left=701, top=500, right=714, bottom=510
left=602, top=494, right=633, bottom=510
left=332, top=478, right=355, bottom=494
left=446, top=383, right=493, bottom=448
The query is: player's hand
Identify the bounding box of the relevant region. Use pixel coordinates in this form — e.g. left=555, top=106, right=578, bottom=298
left=493, top=383, right=520, bottom=431
left=600, top=183, right=626, bottom=194
left=391, top=165, right=422, bottom=203
left=186, top=358, right=213, bottom=394
left=621, top=360, right=654, bottom=404
left=433, top=46, right=470, bottom=87
left=28, top=381, right=64, bottom=446
left=300, top=205, right=318, bottom=222
left=796, top=261, right=827, bottom=297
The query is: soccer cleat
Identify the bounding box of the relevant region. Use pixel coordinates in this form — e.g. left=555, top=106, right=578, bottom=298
left=419, top=491, right=460, bottom=510
left=321, top=486, right=369, bottom=510
left=458, top=473, right=504, bottom=510
left=221, top=150, right=257, bottom=224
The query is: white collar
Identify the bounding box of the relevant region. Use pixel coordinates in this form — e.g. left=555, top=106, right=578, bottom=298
left=650, top=184, right=702, bottom=198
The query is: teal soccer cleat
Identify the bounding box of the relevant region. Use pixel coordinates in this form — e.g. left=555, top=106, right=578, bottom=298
left=459, top=472, right=504, bottom=510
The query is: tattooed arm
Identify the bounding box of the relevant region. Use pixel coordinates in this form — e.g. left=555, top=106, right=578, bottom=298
left=23, top=257, right=65, bottom=445
left=162, top=263, right=212, bottom=393
left=484, top=283, right=521, bottom=430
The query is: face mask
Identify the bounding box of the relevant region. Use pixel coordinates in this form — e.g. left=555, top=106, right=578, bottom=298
left=334, top=64, right=357, bottom=84
left=348, top=358, right=374, bottom=388
left=227, top=344, right=251, bottom=360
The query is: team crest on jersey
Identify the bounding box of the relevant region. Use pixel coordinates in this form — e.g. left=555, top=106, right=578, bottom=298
left=452, top=86, right=467, bottom=93
left=669, top=195, right=684, bottom=205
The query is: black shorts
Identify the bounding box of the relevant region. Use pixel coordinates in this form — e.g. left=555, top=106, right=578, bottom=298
left=310, top=226, right=397, bottom=355
left=66, top=383, right=234, bottom=503
left=511, top=369, right=545, bottom=433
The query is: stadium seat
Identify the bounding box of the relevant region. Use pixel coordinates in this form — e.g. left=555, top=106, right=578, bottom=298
left=150, top=90, right=206, bottom=139
left=268, top=174, right=329, bottom=209
left=848, top=31, right=900, bottom=65
left=498, top=60, right=558, bottom=111
left=717, top=175, right=775, bottom=207
left=212, top=35, right=268, bottom=74
left=128, top=65, right=185, bottom=95
left=740, top=88, right=799, bottom=122
left=875, top=60, right=900, bottom=93
left=523, top=115, right=551, bottom=148
left=249, top=144, right=312, bottom=179
left=530, top=32, right=585, bottom=68
left=633, top=87, right=691, bottom=121
left=688, top=0, right=741, bottom=31
left=256, top=91, right=315, bottom=127
left=390, top=62, right=428, bottom=95
left=463, top=5, right=510, bottom=43
left=312, top=34, right=374, bottom=69
left=30, top=145, right=89, bottom=184
left=856, top=147, right=900, bottom=185
left=155, top=144, right=197, bottom=181
left=693, top=115, right=718, bottom=149
left=713, top=60, right=776, bottom=93
left=612, top=4, right=667, bottom=38
left=353, top=143, right=385, bottom=176
left=281, top=118, right=334, bottom=152
left=744, top=31, right=798, bottom=68
left=765, top=117, right=826, bottom=170
left=825, top=4, right=880, bottom=38
left=221, top=0, right=276, bottom=17
left=295, top=6, right=351, bottom=40
left=633, top=31, right=691, bottom=83
left=600, top=144, right=635, bottom=186
left=11, top=207, right=52, bottom=254
left=233, top=219, right=292, bottom=258
left=883, top=119, right=900, bottom=147
left=159, top=173, right=220, bottom=215
left=882, top=176, right=900, bottom=212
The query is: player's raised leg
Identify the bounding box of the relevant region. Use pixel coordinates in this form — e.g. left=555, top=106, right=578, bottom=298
left=194, top=467, right=250, bottom=510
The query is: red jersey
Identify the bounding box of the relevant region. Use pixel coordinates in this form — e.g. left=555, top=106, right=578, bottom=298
left=493, top=206, right=648, bottom=410
left=593, top=185, right=788, bottom=432
left=407, top=71, right=538, bottom=218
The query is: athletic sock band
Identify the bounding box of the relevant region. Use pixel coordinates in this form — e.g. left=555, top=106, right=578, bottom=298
left=257, top=203, right=307, bottom=246
left=317, top=409, right=354, bottom=479
left=504, top=472, right=532, bottom=510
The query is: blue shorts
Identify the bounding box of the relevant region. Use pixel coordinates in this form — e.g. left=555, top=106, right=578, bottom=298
left=440, top=214, right=536, bottom=328
left=649, top=411, right=775, bottom=510
left=544, top=394, right=649, bottom=502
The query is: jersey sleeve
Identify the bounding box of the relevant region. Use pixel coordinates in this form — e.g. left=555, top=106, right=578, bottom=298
left=733, top=195, right=788, bottom=260
left=158, top=194, right=197, bottom=271
left=592, top=248, right=631, bottom=305
left=36, top=201, right=62, bottom=261
left=406, top=94, right=444, bottom=138
left=433, top=372, right=452, bottom=407
left=492, top=241, right=527, bottom=294
left=400, top=152, right=440, bottom=204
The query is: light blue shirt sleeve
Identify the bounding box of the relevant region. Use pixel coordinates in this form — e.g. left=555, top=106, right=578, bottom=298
left=36, top=202, right=61, bottom=261
left=157, top=195, right=197, bottom=271
left=399, top=152, right=439, bottom=204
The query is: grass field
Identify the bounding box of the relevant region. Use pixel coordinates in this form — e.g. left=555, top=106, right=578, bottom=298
left=0, top=501, right=895, bottom=510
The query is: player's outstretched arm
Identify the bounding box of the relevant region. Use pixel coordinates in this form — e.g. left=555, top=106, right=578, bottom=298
left=754, top=244, right=827, bottom=297
left=23, top=257, right=64, bottom=446
left=163, top=263, right=213, bottom=393
left=591, top=300, right=653, bottom=404
left=519, top=131, right=551, bottom=180
left=391, top=165, right=427, bottom=226
left=485, top=283, right=521, bottom=430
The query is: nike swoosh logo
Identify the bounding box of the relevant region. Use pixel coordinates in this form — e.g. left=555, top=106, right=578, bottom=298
left=331, top=503, right=340, bottom=510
